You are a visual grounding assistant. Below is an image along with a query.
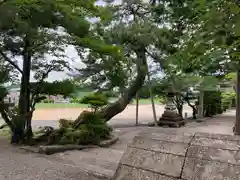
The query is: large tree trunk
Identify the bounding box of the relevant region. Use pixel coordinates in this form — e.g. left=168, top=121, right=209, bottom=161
left=187, top=101, right=197, bottom=119
left=173, top=95, right=183, bottom=117
left=185, top=92, right=197, bottom=119
left=176, top=103, right=183, bottom=117
left=12, top=38, right=32, bottom=144
left=99, top=47, right=148, bottom=121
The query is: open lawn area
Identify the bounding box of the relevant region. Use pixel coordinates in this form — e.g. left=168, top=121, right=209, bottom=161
left=36, top=98, right=162, bottom=109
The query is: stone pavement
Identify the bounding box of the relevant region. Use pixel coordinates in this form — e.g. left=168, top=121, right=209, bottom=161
left=0, top=110, right=237, bottom=180
left=113, top=129, right=240, bottom=180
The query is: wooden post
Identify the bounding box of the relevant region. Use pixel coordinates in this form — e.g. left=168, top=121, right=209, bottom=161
left=198, top=91, right=204, bottom=118
left=147, top=69, right=158, bottom=126
left=136, top=92, right=139, bottom=126
left=184, top=112, right=188, bottom=120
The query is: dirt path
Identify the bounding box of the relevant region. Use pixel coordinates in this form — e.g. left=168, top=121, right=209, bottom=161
left=32, top=104, right=192, bottom=121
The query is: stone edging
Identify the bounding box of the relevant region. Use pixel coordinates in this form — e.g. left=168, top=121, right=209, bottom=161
left=20, top=135, right=119, bottom=155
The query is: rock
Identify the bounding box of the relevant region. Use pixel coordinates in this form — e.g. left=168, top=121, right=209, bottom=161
left=113, top=131, right=240, bottom=180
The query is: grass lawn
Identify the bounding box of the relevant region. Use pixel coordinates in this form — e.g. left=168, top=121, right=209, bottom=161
left=36, top=98, right=162, bottom=109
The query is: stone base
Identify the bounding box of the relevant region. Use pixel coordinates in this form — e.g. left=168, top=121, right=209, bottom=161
left=158, top=120, right=186, bottom=127
left=158, top=110, right=185, bottom=128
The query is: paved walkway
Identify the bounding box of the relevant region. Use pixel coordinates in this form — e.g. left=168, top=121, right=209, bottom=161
left=0, top=110, right=237, bottom=180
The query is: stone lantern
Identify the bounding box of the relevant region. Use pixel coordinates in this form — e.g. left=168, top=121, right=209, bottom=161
left=158, top=89, right=186, bottom=127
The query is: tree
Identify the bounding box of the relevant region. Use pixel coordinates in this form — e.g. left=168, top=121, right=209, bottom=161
left=76, top=0, right=198, bottom=121
left=173, top=0, right=240, bottom=134
left=76, top=2, right=156, bottom=121
left=0, top=0, right=101, bottom=143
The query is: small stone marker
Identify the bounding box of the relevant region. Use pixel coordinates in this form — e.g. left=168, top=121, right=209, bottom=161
left=113, top=131, right=240, bottom=180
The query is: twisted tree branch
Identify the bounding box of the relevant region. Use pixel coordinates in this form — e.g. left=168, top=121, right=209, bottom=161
left=0, top=49, right=23, bottom=74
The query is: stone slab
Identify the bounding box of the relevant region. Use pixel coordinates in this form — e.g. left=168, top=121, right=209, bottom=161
left=187, top=145, right=240, bottom=165
left=113, top=131, right=240, bottom=180
left=120, top=147, right=184, bottom=177
left=130, top=136, right=188, bottom=156
left=183, top=157, right=240, bottom=180
left=141, top=132, right=193, bottom=144
left=191, top=136, right=240, bottom=151
left=114, top=165, right=178, bottom=180
left=195, top=132, right=240, bottom=141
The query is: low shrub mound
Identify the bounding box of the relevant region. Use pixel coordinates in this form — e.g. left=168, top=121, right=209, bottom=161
left=35, top=111, right=112, bottom=145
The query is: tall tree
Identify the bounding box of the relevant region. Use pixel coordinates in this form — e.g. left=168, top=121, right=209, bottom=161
left=175, top=0, right=240, bottom=133
left=0, top=0, right=101, bottom=143
left=77, top=0, right=196, bottom=121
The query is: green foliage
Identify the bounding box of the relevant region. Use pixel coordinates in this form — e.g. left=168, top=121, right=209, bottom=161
left=138, top=86, right=151, bottom=99
left=221, top=92, right=236, bottom=110
left=30, top=80, right=75, bottom=98
left=203, top=91, right=222, bottom=117
left=0, top=60, right=9, bottom=100
left=80, top=93, right=108, bottom=112
left=177, top=0, right=240, bottom=74
left=42, top=99, right=54, bottom=103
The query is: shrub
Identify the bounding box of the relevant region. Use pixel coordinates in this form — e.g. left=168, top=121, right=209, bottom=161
left=203, top=91, right=222, bottom=117
left=221, top=92, right=236, bottom=110
left=42, top=99, right=49, bottom=103
left=80, top=93, right=108, bottom=112
left=42, top=99, right=54, bottom=103
left=57, top=112, right=112, bottom=145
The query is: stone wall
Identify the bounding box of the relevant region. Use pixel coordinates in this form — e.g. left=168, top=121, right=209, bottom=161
left=113, top=130, right=240, bottom=180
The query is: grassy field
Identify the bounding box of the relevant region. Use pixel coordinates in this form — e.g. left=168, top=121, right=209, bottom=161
left=36, top=98, right=162, bottom=109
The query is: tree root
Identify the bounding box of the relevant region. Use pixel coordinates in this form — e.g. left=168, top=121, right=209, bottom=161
left=21, top=135, right=119, bottom=155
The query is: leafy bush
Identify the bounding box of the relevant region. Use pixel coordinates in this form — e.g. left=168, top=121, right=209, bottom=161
left=42, top=98, right=54, bottom=103
left=203, top=91, right=222, bottom=117
left=102, top=91, right=118, bottom=98
left=221, top=92, right=236, bottom=110
left=80, top=93, right=108, bottom=112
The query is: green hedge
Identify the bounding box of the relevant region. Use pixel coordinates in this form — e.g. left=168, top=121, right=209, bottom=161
left=221, top=92, right=236, bottom=111
left=203, top=91, right=222, bottom=117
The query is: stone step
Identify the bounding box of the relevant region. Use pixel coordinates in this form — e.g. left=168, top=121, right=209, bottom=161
left=53, top=147, right=123, bottom=177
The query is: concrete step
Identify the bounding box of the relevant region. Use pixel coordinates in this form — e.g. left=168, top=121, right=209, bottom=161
left=53, top=147, right=123, bottom=178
